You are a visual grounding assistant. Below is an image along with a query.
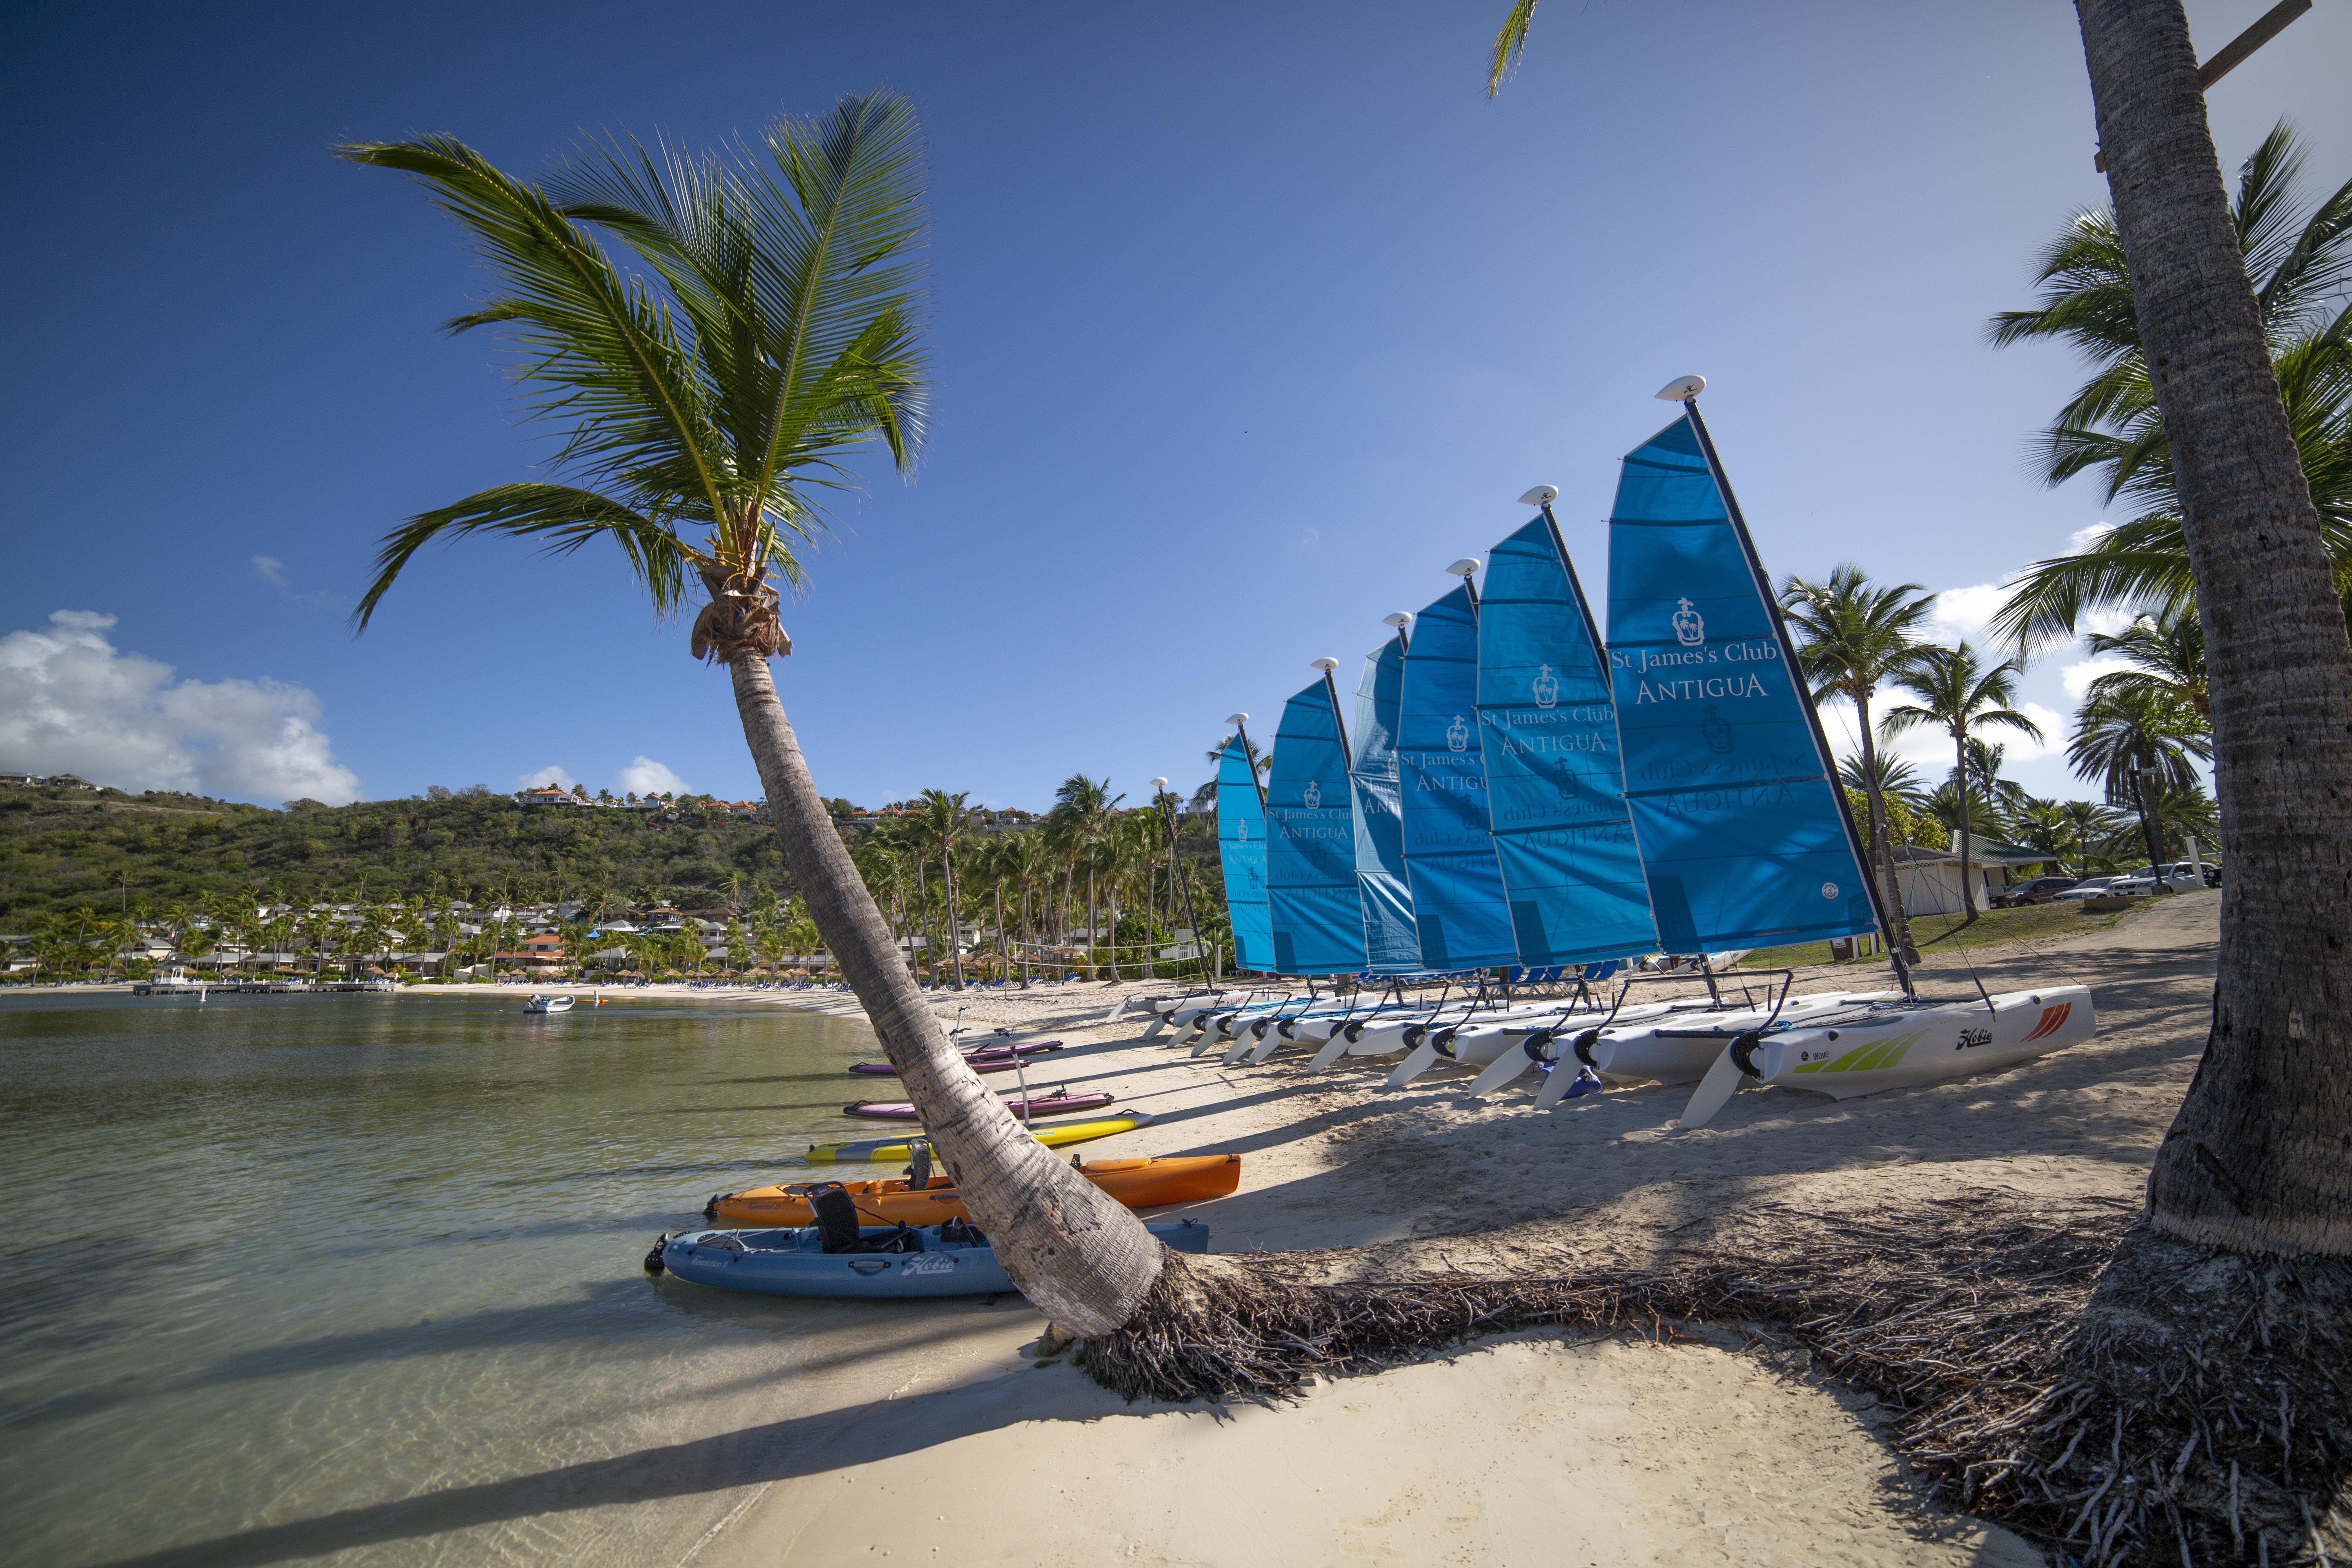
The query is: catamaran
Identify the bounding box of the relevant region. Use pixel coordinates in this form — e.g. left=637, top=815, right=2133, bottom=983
left=1597, top=378, right=2089, bottom=1125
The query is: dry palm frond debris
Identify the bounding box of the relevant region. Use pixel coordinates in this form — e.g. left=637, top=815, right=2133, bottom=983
left=1079, top=1192, right=2349, bottom=1566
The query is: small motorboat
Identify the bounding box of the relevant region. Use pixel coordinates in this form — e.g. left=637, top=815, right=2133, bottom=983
left=648, top=1218, right=1210, bottom=1299
left=705, top=1153, right=1242, bottom=1226
left=523, top=994, right=575, bottom=1014
left=806, top=1111, right=1152, bottom=1165
left=840, top=1088, right=1116, bottom=1123
left=846, top=1039, right=1063, bottom=1077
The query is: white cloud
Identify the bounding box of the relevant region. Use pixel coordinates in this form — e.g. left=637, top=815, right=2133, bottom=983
left=2009, top=702, right=2068, bottom=761
left=1925, top=582, right=2013, bottom=644
left=618, top=755, right=687, bottom=797
left=252, top=556, right=287, bottom=588
left=0, top=610, right=362, bottom=804
left=520, top=765, right=578, bottom=791
left=2062, top=656, right=2134, bottom=699
left=2066, top=521, right=2116, bottom=552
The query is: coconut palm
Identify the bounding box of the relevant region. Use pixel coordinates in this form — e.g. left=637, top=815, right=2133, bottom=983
left=1987, top=120, right=2352, bottom=651
left=1880, top=643, right=2043, bottom=920
left=343, top=95, right=1162, bottom=1332
left=1837, top=751, right=1929, bottom=811
left=911, top=788, right=980, bottom=989
left=1780, top=565, right=1934, bottom=961
left=1049, top=775, right=1122, bottom=978
left=2079, top=604, right=2209, bottom=721
left=2071, top=0, right=2352, bottom=1283
left=2068, top=683, right=2212, bottom=874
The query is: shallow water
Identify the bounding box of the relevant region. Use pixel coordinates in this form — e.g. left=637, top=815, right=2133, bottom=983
left=0, top=990, right=1027, bottom=1567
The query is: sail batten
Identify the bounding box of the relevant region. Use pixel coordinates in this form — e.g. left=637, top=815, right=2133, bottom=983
left=1349, top=635, right=1423, bottom=973
left=1214, top=736, right=1273, bottom=971
left=1477, top=515, right=1660, bottom=964
left=1266, top=679, right=1369, bottom=975
left=1606, top=414, right=1877, bottom=952
left=1396, top=584, right=1517, bottom=969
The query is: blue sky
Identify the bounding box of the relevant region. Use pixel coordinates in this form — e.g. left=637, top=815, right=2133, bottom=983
left=4, top=0, right=2346, bottom=813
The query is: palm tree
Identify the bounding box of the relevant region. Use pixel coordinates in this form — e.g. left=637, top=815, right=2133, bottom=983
left=2071, top=0, right=2352, bottom=1295
left=1048, top=775, right=1122, bottom=978
left=2079, top=603, right=2209, bottom=721
left=343, top=96, right=1161, bottom=1333
left=1880, top=643, right=2043, bottom=921
left=1837, top=751, right=1929, bottom=811
left=1986, top=120, right=2352, bottom=651
left=911, top=788, right=980, bottom=989
left=1780, top=565, right=1933, bottom=961
left=2068, top=684, right=2212, bottom=874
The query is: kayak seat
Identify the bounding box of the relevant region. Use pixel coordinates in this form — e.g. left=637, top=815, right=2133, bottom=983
left=811, top=1186, right=924, bottom=1254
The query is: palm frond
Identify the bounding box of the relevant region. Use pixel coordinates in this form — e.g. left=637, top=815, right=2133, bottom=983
left=352, top=483, right=695, bottom=630
left=334, top=137, right=730, bottom=521
left=1486, top=0, right=1540, bottom=96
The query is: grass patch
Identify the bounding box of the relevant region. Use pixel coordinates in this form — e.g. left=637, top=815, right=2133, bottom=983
left=1737, top=898, right=2135, bottom=969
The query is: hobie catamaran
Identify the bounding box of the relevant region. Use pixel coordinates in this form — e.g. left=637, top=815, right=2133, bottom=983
left=1590, top=378, right=2089, bottom=1125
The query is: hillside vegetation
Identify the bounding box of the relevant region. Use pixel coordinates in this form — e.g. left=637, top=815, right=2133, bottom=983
left=0, top=784, right=787, bottom=922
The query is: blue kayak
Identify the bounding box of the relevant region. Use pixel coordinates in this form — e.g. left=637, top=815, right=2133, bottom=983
left=651, top=1220, right=1211, bottom=1299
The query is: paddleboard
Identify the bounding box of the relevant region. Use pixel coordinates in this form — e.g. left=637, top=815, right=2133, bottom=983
left=804, top=1109, right=1154, bottom=1165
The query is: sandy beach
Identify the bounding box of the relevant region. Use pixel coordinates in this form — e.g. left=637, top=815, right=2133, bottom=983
left=614, top=891, right=2218, bottom=1567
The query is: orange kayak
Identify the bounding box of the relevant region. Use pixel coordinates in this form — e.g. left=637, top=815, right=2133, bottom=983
left=703, top=1153, right=1241, bottom=1227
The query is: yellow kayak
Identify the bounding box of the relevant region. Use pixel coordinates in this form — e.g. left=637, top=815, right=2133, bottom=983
left=805, top=1111, right=1154, bottom=1165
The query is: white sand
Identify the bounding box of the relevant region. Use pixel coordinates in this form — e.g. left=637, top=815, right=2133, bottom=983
left=662, top=892, right=2219, bottom=1567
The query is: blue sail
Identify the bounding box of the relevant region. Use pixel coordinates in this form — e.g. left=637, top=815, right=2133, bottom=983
left=1606, top=414, right=1876, bottom=950
left=1396, top=584, right=1517, bottom=969
left=1477, top=516, right=1661, bottom=964
left=1349, top=635, right=1422, bottom=973
left=1215, top=736, right=1274, bottom=971
left=1265, top=679, right=1368, bottom=975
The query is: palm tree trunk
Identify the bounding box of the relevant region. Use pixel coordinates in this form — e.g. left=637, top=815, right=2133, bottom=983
left=2079, top=0, right=2352, bottom=1257
left=1854, top=692, right=1921, bottom=961
left=944, top=845, right=965, bottom=990
left=1954, top=730, right=1976, bottom=920
left=726, top=653, right=1161, bottom=1330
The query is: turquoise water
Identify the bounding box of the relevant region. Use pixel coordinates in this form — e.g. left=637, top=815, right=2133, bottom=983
left=0, top=991, right=1032, bottom=1567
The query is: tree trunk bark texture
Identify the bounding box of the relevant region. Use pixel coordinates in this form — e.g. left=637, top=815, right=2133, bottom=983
left=1956, top=731, right=1977, bottom=920
left=2079, top=0, right=2352, bottom=1256
left=1855, top=695, right=1921, bottom=961
left=728, top=653, right=1165, bottom=1328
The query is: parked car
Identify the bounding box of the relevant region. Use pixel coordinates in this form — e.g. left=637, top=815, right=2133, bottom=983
left=2111, top=863, right=2204, bottom=896
left=2051, top=876, right=2125, bottom=902
left=1992, top=875, right=2082, bottom=908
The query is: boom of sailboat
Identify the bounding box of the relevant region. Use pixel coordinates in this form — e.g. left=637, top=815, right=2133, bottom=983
left=1160, top=377, right=2094, bottom=1127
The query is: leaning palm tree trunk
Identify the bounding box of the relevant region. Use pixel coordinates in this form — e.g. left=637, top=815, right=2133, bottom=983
left=729, top=654, right=1161, bottom=1332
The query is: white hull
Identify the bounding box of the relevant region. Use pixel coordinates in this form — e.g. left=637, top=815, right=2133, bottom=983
left=1676, top=985, right=2096, bottom=1128
left=524, top=995, right=575, bottom=1014
left=1588, top=991, right=1902, bottom=1087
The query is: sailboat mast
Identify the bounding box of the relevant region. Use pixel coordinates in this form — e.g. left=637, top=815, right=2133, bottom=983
left=1232, top=718, right=1268, bottom=813
left=1316, top=664, right=1352, bottom=757
left=1678, top=393, right=1916, bottom=1000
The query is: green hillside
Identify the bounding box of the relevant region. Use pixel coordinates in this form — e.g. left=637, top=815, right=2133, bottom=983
left=0, top=784, right=788, bottom=922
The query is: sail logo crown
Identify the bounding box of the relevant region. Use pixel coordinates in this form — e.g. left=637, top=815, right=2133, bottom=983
left=1532, top=664, right=1559, bottom=708
left=1446, top=715, right=1470, bottom=752
left=1302, top=780, right=1321, bottom=809
left=1672, top=597, right=1706, bottom=646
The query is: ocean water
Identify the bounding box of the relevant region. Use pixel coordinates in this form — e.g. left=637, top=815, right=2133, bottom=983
left=0, top=990, right=1033, bottom=1567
